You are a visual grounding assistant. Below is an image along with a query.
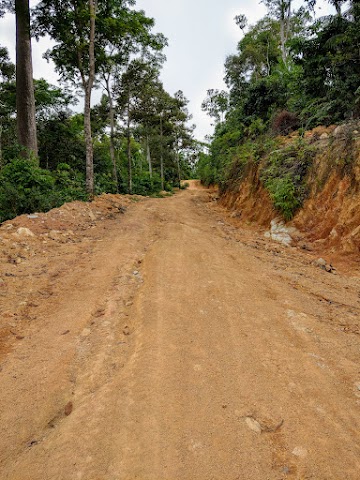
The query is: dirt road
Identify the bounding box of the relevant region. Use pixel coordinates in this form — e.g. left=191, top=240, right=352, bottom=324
left=0, top=181, right=359, bottom=479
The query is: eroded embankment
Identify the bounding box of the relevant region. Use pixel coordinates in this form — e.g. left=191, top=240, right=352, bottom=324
left=220, top=124, right=360, bottom=256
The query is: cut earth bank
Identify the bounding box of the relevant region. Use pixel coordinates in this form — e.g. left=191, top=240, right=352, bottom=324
left=220, top=123, right=360, bottom=260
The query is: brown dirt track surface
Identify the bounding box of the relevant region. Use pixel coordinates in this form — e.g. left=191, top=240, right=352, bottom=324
left=0, top=181, right=359, bottom=480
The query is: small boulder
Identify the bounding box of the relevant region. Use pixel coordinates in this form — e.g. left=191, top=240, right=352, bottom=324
left=245, top=417, right=262, bottom=434
left=64, top=401, right=73, bottom=416
left=88, top=210, right=96, bottom=221
left=292, top=446, right=308, bottom=458
left=313, top=258, right=336, bottom=273
left=333, top=125, right=346, bottom=137
left=16, top=227, right=35, bottom=237
left=314, top=258, right=326, bottom=268
left=265, top=218, right=299, bottom=246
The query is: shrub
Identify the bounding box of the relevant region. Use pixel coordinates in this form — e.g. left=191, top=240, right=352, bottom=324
left=272, top=110, right=299, bottom=136
left=0, top=159, right=88, bottom=223
left=261, top=141, right=314, bottom=220
left=265, top=176, right=300, bottom=221
left=0, top=159, right=58, bottom=222
left=53, top=163, right=88, bottom=201
left=132, top=172, right=163, bottom=196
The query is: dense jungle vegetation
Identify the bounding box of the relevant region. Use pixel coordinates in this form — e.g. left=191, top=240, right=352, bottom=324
left=0, top=0, right=198, bottom=222
left=198, top=0, right=360, bottom=219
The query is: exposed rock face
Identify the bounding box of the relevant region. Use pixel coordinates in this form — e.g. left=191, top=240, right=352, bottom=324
left=264, top=218, right=300, bottom=246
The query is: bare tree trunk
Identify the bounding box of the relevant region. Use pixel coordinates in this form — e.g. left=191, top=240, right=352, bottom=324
left=0, top=123, right=3, bottom=169
left=127, top=98, right=132, bottom=194
left=15, top=0, right=38, bottom=159
left=84, top=0, right=96, bottom=195
left=280, top=0, right=291, bottom=64
left=334, top=0, right=342, bottom=16
left=105, top=76, right=119, bottom=192
left=84, top=87, right=93, bottom=194
left=0, top=123, right=3, bottom=170
left=160, top=114, right=164, bottom=191
left=146, top=134, right=152, bottom=177
left=266, top=38, right=271, bottom=75
left=176, top=149, right=181, bottom=188
left=280, top=18, right=286, bottom=63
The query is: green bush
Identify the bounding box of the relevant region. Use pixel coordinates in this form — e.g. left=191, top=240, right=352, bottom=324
left=53, top=163, right=88, bottom=201
left=0, top=159, right=88, bottom=223
left=132, top=172, right=163, bottom=196
left=261, top=141, right=314, bottom=220
left=94, top=172, right=118, bottom=195
left=265, top=176, right=300, bottom=221
left=0, top=159, right=57, bottom=222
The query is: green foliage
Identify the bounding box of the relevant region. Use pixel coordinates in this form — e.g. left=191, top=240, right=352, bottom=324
left=0, top=159, right=87, bottom=223
left=196, top=159, right=217, bottom=187
left=265, top=175, right=300, bottom=220
left=130, top=172, right=163, bottom=196
left=0, top=159, right=55, bottom=222
left=201, top=89, right=229, bottom=124
left=53, top=163, right=88, bottom=202
left=199, top=1, right=360, bottom=222
left=292, top=11, right=360, bottom=125
left=0, top=1, right=194, bottom=218
left=261, top=141, right=314, bottom=219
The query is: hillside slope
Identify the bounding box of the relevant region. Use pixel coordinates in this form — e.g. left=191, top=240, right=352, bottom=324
left=220, top=123, right=360, bottom=256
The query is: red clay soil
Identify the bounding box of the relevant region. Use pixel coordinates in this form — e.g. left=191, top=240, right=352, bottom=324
left=0, top=182, right=359, bottom=479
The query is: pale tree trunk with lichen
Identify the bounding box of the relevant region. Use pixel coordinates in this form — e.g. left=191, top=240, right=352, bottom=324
left=15, top=0, right=38, bottom=159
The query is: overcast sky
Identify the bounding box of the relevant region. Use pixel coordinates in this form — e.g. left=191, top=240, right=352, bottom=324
left=0, top=0, right=334, bottom=141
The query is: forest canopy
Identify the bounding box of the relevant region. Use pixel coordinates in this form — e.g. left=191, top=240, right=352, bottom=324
left=0, top=0, right=198, bottom=222
left=198, top=0, right=360, bottom=192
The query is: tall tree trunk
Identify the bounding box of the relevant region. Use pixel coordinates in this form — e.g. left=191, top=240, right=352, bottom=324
left=84, top=0, right=96, bottom=195
left=176, top=148, right=181, bottom=188
left=0, top=123, right=3, bottom=169
left=15, top=0, right=38, bottom=159
left=160, top=114, right=164, bottom=191
left=146, top=134, right=152, bottom=177
left=127, top=98, right=132, bottom=194
left=84, top=86, right=93, bottom=194
left=280, top=18, right=286, bottom=63
left=105, top=77, right=119, bottom=192
left=279, top=0, right=291, bottom=64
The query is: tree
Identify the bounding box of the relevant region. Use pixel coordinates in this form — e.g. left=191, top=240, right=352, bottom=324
left=292, top=4, right=360, bottom=125
left=15, top=0, right=38, bottom=158
left=33, top=0, right=99, bottom=193
left=0, top=46, right=15, bottom=167
left=262, top=0, right=292, bottom=63
left=98, top=16, right=166, bottom=191
left=0, top=46, right=15, bottom=81
left=234, top=14, right=247, bottom=31
left=201, top=89, right=229, bottom=125
left=34, top=0, right=167, bottom=195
